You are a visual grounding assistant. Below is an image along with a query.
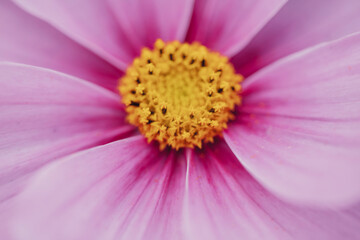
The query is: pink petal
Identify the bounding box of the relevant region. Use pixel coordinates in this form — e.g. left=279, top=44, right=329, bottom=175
left=0, top=63, right=133, bottom=202
left=107, top=0, right=194, bottom=51
left=186, top=0, right=286, bottom=57
left=0, top=0, right=122, bottom=91
left=9, top=136, right=186, bottom=240
left=8, top=138, right=360, bottom=239
left=233, top=0, right=360, bottom=76
left=225, top=33, right=360, bottom=207
left=12, top=0, right=137, bottom=71
left=184, top=143, right=360, bottom=240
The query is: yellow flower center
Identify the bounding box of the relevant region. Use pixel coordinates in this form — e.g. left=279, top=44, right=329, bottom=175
left=119, top=39, right=243, bottom=150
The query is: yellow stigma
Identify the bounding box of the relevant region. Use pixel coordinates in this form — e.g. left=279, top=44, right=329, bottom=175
left=119, top=39, right=242, bottom=150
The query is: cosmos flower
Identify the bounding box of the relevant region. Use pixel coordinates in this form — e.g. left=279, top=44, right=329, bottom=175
left=1, top=0, right=360, bottom=239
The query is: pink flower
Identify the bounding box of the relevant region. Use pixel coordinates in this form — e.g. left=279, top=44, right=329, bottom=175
left=1, top=0, right=360, bottom=239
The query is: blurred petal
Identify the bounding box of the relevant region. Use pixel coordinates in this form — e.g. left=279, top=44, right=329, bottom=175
left=0, top=63, right=133, bottom=202
left=233, top=0, right=360, bottom=76
left=186, top=0, right=286, bottom=57
left=8, top=137, right=360, bottom=239
left=225, top=32, right=360, bottom=207
left=107, top=0, right=194, bottom=51
left=9, top=137, right=186, bottom=240
left=184, top=143, right=360, bottom=240
left=13, top=0, right=137, bottom=71
left=0, top=0, right=121, bottom=91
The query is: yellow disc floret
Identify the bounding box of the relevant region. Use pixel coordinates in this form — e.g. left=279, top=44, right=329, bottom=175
left=119, top=39, right=242, bottom=150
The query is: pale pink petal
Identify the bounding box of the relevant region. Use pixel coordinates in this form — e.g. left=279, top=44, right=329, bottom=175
left=107, top=0, right=194, bottom=51
left=0, top=0, right=122, bottom=91
left=183, top=143, right=360, bottom=240
left=225, top=33, right=360, bottom=207
left=186, top=0, right=286, bottom=57
left=8, top=137, right=360, bottom=239
left=0, top=200, right=14, bottom=239
left=9, top=136, right=186, bottom=240
left=12, top=0, right=137, bottom=71
left=233, top=0, right=360, bottom=76
left=0, top=63, right=134, bottom=202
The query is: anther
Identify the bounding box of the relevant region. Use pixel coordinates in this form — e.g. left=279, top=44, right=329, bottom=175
left=130, top=101, right=140, bottom=107
left=201, top=59, right=206, bottom=67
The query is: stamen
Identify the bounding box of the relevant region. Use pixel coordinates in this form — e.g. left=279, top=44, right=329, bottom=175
left=119, top=39, right=243, bottom=150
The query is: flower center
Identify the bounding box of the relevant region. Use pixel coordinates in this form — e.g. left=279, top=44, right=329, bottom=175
left=119, top=39, right=242, bottom=150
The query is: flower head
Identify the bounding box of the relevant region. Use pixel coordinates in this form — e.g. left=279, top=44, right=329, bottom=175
left=120, top=40, right=242, bottom=149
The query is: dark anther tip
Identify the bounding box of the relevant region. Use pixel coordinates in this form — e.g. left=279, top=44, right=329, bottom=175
left=201, top=59, right=206, bottom=67
left=130, top=101, right=140, bottom=107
